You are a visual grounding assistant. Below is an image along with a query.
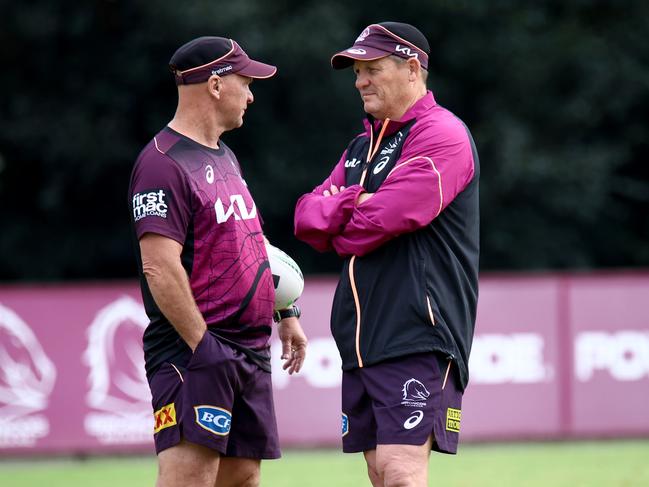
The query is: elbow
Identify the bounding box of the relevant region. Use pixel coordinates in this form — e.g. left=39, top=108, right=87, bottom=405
left=141, top=257, right=165, bottom=282
left=295, top=229, right=333, bottom=253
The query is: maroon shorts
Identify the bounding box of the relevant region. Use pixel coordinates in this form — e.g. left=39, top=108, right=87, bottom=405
left=148, top=333, right=280, bottom=459
left=341, top=353, right=463, bottom=454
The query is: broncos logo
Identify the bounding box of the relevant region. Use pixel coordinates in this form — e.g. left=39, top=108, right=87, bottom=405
left=83, top=296, right=151, bottom=415
left=0, top=303, right=56, bottom=421
left=402, top=378, right=430, bottom=401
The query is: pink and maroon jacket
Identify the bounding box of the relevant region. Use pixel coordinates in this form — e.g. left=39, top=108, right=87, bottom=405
left=294, top=91, right=480, bottom=390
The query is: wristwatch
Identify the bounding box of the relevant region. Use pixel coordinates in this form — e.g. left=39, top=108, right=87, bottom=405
left=273, top=304, right=301, bottom=323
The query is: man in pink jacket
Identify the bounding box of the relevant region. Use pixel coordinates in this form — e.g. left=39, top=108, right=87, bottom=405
left=294, top=22, right=480, bottom=487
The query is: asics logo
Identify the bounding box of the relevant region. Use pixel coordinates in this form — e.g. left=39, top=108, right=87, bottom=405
left=403, top=410, right=424, bottom=430
left=205, top=165, right=214, bottom=184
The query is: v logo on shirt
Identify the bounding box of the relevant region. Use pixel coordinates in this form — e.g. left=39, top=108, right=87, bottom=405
left=214, top=194, right=257, bottom=223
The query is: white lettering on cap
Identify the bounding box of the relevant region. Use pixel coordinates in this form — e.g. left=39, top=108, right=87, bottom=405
left=395, top=45, right=419, bottom=59
left=213, top=65, right=233, bottom=75
left=346, top=48, right=367, bottom=55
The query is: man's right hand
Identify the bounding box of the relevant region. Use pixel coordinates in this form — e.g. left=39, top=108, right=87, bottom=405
left=187, top=329, right=207, bottom=352
left=356, top=192, right=373, bottom=205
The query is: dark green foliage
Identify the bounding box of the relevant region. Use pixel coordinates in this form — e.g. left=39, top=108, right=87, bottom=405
left=1, top=0, right=647, bottom=280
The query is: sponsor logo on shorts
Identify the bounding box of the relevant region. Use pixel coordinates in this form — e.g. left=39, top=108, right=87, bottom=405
left=401, top=378, right=430, bottom=408
left=403, top=410, right=424, bottom=430
left=195, top=406, right=232, bottom=436
left=132, top=189, right=169, bottom=221
left=153, top=403, right=177, bottom=433
left=342, top=413, right=349, bottom=437
left=446, top=408, right=461, bottom=432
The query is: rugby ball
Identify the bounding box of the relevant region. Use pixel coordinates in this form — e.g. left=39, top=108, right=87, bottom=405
left=266, top=243, right=304, bottom=311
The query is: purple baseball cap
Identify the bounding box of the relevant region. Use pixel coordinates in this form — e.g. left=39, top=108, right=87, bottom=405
left=169, top=36, right=277, bottom=85
left=331, top=22, right=430, bottom=70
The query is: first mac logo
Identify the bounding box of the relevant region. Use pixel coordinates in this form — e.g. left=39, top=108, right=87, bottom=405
left=195, top=406, right=232, bottom=436
left=132, top=189, right=169, bottom=221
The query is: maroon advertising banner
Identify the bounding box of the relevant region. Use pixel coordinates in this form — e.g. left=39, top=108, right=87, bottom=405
left=0, top=273, right=648, bottom=455
left=569, top=275, right=649, bottom=436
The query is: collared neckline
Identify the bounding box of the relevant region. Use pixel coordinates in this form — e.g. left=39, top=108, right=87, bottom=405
left=362, top=90, right=437, bottom=136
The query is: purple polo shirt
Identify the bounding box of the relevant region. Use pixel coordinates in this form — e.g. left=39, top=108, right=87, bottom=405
left=129, top=127, right=274, bottom=379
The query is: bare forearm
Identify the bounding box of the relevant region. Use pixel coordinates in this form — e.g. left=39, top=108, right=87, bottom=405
left=144, top=261, right=206, bottom=351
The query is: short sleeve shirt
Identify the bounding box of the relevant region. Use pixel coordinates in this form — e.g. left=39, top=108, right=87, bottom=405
left=129, top=127, right=274, bottom=379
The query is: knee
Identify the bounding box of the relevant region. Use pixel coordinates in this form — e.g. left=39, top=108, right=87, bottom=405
left=378, top=460, right=417, bottom=487
left=228, top=468, right=260, bottom=487
left=238, top=470, right=260, bottom=487
left=367, top=464, right=382, bottom=487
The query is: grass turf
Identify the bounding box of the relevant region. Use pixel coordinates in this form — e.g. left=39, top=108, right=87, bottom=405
left=1, top=440, right=648, bottom=486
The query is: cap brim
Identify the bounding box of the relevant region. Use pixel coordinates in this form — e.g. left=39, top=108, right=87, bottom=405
left=331, top=46, right=391, bottom=69
left=237, top=59, right=277, bottom=79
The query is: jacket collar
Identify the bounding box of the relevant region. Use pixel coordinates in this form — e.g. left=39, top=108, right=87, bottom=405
left=362, top=90, right=436, bottom=136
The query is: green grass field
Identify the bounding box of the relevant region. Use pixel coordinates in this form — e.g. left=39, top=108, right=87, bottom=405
left=2, top=440, right=648, bottom=486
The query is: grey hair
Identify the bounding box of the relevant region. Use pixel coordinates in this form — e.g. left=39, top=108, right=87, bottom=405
left=389, top=55, right=429, bottom=85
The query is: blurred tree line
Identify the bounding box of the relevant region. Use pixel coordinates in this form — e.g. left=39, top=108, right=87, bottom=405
left=1, top=0, right=648, bottom=281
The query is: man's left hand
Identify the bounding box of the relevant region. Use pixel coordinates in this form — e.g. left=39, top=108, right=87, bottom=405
left=323, top=184, right=345, bottom=196
left=278, top=317, right=307, bottom=374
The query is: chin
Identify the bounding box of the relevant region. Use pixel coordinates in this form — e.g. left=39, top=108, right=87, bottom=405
left=361, top=102, right=382, bottom=118
left=364, top=107, right=383, bottom=119
left=362, top=102, right=375, bottom=114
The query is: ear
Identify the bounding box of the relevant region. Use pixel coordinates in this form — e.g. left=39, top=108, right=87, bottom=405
left=207, top=74, right=222, bottom=99
left=407, top=58, right=421, bottom=82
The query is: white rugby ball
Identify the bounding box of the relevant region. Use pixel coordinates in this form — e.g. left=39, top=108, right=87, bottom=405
left=266, top=243, right=304, bottom=311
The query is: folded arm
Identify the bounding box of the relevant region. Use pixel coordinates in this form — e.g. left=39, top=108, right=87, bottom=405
left=294, top=151, right=363, bottom=251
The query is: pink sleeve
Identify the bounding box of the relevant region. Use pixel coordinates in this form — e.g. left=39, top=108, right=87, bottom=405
left=331, top=125, right=475, bottom=257
left=294, top=151, right=364, bottom=252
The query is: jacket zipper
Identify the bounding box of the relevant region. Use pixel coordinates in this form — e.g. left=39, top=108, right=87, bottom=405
left=359, top=118, right=390, bottom=187
left=349, top=119, right=391, bottom=368
left=349, top=256, right=363, bottom=367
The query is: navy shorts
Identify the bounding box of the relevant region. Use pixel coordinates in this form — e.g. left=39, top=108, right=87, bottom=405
left=341, top=353, right=463, bottom=454
left=148, top=332, right=280, bottom=459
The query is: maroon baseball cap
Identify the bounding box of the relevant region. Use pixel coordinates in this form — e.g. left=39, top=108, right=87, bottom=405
left=169, top=36, right=277, bottom=85
left=331, top=22, right=430, bottom=70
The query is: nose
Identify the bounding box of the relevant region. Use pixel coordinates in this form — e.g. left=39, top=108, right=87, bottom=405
left=247, top=86, right=254, bottom=105
left=355, top=72, right=370, bottom=91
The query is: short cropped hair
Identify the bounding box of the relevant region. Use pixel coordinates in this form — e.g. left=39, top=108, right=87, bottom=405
left=389, top=55, right=428, bottom=86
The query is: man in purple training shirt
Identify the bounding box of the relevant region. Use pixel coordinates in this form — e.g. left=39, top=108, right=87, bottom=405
left=128, top=37, right=307, bottom=487
left=294, top=22, right=480, bottom=486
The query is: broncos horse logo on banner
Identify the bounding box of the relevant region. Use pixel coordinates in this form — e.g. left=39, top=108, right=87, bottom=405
left=0, top=303, right=56, bottom=446
left=83, top=296, right=152, bottom=444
